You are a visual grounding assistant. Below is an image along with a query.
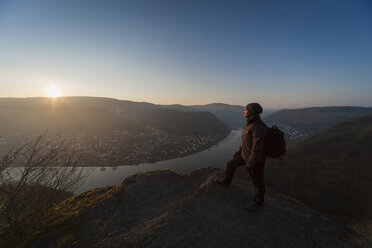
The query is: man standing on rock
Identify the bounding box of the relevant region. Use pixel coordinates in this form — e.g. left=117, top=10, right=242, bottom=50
left=215, top=103, right=267, bottom=212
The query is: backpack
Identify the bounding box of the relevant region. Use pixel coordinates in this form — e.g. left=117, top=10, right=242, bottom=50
left=264, top=125, right=286, bottom=159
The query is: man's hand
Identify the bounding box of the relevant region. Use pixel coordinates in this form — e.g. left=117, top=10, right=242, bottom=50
left=233, top=150, right=240, bottom=157
left=245, top=163, right=255, bottom=171
left=234, top=146, right=242, bottom=157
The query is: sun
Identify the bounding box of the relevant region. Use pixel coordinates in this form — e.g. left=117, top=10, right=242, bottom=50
left=45, top=87, right=62, bottom=98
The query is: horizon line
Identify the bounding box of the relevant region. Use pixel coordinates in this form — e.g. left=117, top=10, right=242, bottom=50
left=0, top=95, right=371, bottom=110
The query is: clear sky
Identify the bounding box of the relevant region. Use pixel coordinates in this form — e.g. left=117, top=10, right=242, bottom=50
left=0, top=0, right=371, bottom=108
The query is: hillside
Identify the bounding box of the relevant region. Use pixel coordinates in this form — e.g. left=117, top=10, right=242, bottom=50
left=263, top=106, right=372, bottom=143
left=265, top=114, right=372, bottom=222
left=5, top=167, right=364, bottom=248
left=0, top=98, right=275, bottom=137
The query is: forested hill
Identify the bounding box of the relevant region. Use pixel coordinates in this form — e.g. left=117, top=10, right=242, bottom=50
left=263, top=106, right=372, bottom=134
left=0, top=97, right=230, bottom=138
left=265, top=114, right=372, bottom=222
left=190, top=103, right=245, bottom=129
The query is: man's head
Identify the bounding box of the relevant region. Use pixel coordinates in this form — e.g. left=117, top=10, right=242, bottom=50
left=244, top=103, right=263, bottom=118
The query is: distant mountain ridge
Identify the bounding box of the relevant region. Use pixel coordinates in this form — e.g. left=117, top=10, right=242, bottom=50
left=190, top=103, right=277, bottom=129
left=190, top=103, right=245, bottom=129
left=0, top=97, right=230, bottom=138
left=0, top=97, right=281, bottom=140
left=264, top=106, right=372, bottom=132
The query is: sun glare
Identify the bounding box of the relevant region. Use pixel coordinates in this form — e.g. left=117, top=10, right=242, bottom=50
left=45, top=87, right=62, bottom=98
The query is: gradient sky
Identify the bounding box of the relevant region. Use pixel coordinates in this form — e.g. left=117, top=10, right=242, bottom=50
left=0, top=0, right=371, bottom=108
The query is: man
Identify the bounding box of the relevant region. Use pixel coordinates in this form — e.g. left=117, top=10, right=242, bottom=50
left=215, top=103, right=267, bottom=212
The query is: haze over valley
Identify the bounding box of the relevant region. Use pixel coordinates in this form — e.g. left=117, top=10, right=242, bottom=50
left=0, top=97, right=231, bottom=166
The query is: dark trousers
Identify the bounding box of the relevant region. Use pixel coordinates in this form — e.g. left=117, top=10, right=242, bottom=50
left=224, top=154, right=266, bottom=206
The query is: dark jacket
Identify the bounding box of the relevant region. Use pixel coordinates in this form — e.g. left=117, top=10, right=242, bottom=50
left=237, top=114, right=267, bottom=169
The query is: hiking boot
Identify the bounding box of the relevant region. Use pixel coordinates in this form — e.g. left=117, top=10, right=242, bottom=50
left=244, top=202, right=262, bottom=212
left=214, top=177, right=229, bottom=188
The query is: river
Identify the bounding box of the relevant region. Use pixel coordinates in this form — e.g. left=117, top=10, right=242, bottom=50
left=77, top=129, right=243, bottom=194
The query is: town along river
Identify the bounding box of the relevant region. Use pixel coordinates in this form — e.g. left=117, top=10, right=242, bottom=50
left=76, top=129, right=243, bottom=194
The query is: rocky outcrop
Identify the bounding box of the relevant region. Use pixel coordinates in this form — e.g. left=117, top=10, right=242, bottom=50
left=29, top=167, right=365, bottom=248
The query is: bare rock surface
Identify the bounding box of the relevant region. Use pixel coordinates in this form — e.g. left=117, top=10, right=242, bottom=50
left=29, top=167, right=361, bottom=248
